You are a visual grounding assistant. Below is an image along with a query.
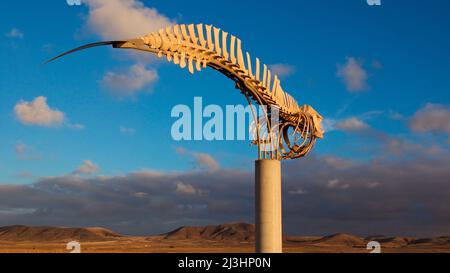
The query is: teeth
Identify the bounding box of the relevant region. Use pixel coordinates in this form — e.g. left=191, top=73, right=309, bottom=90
left=272, top=75, right=279, bottom=94
left=205, top=25, right=214, bottom=51
left=213, top=27, right=221, bottom=56
left=282, top=91, right=287, bottom=108
left=173, top=25, right=182, bottom=41
left=140, top=24, right=304, bottom=116
left=282, top=89, right=287, bottom=108
left=230, top=35, right=236, bottom=64
left=277, top=82, right=284, bottom=105
left=188, top=24, right=198, bottom=45
left=236, top=39, right=246, bottom=71
left=262, top=64, right=267, bottom=88
left=180, top=24, right=190, bottom=42
left=141, top=35, right=150, bottom=45
left=173, top=53, right=180, bottom=64
left=151, top=33, right=162, bottom=49
left=255, top=58, right=260, bottom=81
left=275, top=82, right=281, bottom=102
left=159, top=29, right=170, bottom=51
left=196, top=24, right=207, bottom=48
left=180, top=51, right=186, bottom=68
left=146, top=35, right=156, bottom=48
left=166, top=27, right=178, bottom=51
left=188, top=56, right=194, bottom=74
left=166, top=26, right=173, bottom=36
left=275, top=81, right=283, bottom=106
left=246, top=52, right=253, bottom=78
left=222, top=31, right=229, bottom=60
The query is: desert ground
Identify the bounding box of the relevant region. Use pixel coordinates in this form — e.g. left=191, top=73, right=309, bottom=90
left=0, top=223, right=449, bottom=253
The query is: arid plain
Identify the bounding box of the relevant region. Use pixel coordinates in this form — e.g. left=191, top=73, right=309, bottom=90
left=0, top=223, right=449, bottom=253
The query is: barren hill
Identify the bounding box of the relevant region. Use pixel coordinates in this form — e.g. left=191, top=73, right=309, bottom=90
left=1, top=223, right=449, bottom=252
left=410, top=237, right=450, bottom=245
left=0, top=225, right=122, bottom=242
left=312, top=233, right=367, bottom=246
left=368, top=236, right=412, bottom=246
left=163, top=222, right=255, bottom=241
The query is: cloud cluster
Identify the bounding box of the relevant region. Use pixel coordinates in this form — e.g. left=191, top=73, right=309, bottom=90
left=191, top=153, right=221, bottom=172
left=0, top=169, right=251, bottom=235
left=73, top=160, right=100, bottom=175
left=1, top=151, right=449, bottom=236
left=101, top=64, right=158, bottom=97
left=175, top=182, right=202, bottom=196
left=268, top=64, right=296, bottom=79
left=176, top=148, right=221, bottom=172
left=83, top=0, right=173, bottom=40
left=334, top=117, right=369, bottom=132
left=336, top=57, right=368, bottom=92
left=13, top=97, right=84, bottom=130
left=82, top=0, right=174, bottom=97
left=409, top=103, right=450, bottom=142
left=14, top=97, right=65, bottom=127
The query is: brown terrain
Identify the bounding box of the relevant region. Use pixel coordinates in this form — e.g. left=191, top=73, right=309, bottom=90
left=0, top=223, right=449, bottom=253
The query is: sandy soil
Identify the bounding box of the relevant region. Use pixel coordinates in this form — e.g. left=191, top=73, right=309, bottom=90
left=1, top=236, right=449, bottom=253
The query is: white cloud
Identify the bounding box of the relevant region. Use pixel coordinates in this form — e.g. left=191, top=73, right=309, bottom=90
left=2, top=152, right=450, bottom=236
left=336, top=57, right=368, bottom=92
left=334, top=117, right=369, bottom=132
left=81, top=0, right=174, bottom=95
left=327, top=179, right=340, bottom=189
left=14, top=97, right=65, bottom=127
left=327, top=179, right=350, bottom=190
left=134, top=192, right=148, bottom=198
left=384, top=137, right=444, bottom=157
left=269, top=64, right=296, bottom=78
left=83, top=0, right=173, bottom=40
left=176, top=148, right=220, bottom=172
left=73, top=160, right=99, bottom=175
left=101, top=64, right=158, bottom=97
left=6, top=28, right=24, bottom=39
left=409, top=103, right=450, bottom=138
left=322, top=156, right=358, bottom=170
left=175, top=182, right=199, bottom=196
left=192, top=153, right=220, bottom=172
left=120, top=126, right=136, bottom=135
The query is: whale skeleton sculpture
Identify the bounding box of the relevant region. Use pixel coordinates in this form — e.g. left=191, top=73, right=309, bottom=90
left=48, top=23, right=324, bottom=160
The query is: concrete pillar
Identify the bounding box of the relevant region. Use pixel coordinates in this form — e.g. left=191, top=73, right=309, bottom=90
left=255, top=159, right=282, bottom=253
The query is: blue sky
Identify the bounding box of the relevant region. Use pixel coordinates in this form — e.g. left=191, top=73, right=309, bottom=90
left=0, top=0, right=450, bottom=235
